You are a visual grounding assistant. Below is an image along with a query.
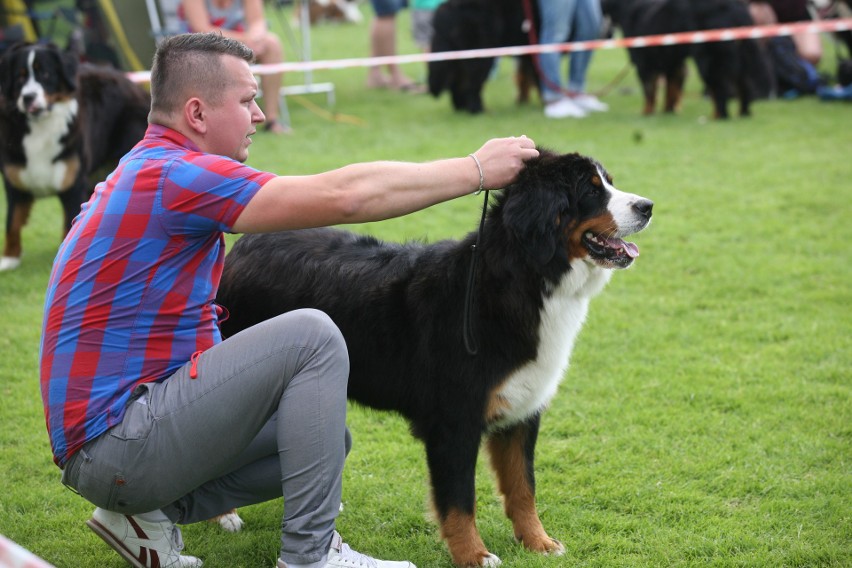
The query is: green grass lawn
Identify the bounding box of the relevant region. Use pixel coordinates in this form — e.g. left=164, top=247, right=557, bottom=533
left=1, top=6, right=850, bottom=567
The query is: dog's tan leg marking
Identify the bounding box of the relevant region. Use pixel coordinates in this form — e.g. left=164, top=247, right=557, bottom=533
left=59, top=157, right=82, bottom=193
left=441, top=509, right=492, bottom=567
left=487, top=431, right=562, bottom=555
left=484, top=390, right=510, bottom=424
left=642, top=77, right=658, bottom=115
left=5, top=165, right=24, bottom=190
left=4, top=201, right=33, bottom=258
left=665, top=82, right=682, bottom=113
left=515, top=69, right=532, bottom=105
left=665, top=65, right=687, bottom=113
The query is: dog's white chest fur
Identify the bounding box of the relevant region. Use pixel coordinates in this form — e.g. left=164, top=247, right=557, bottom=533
left=490, top=264, right=612, bottom=430
left=19, top=99, right=78, bottom=197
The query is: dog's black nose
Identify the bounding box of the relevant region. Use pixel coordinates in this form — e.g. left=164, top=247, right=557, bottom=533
left=633, top=199, right=653, bottom=219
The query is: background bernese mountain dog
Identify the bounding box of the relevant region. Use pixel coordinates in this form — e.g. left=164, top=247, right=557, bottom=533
left=0, top=42, right=150, bottom=271
left=603, top=0, right=766, bottom=118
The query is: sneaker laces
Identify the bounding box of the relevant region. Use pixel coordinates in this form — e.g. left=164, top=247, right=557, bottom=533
left=168, top=524, right=186, bottom=554
left=336, top=542, right=378, bottom=568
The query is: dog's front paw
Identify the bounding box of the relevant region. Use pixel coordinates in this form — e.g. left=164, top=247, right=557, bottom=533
left=0, top=256, right=21, bottom=271
left=450, top=548, right=501, bottom=567
left=214, top=510, right=244, bottom=532
left=517, top=533, right=565, bottom=556
left=543, top=538, right=565, bottom=556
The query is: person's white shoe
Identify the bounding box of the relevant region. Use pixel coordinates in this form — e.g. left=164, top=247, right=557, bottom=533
left=277, top=531, right=415, bottom=568
left=86, top=508, right=203, bottom=568
left=544, top=97, right=587, bottom=119
left=573, top=93, right=609, bottom=112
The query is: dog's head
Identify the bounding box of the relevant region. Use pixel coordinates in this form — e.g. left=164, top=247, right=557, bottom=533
left=497, top=150, right=653, bottom=271
left=0, top=42, right=77, bottom=117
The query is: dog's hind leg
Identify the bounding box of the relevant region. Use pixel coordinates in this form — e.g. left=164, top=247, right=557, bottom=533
left=664, top=63, right=688, bottom=114
left=426, top=429, right=498, bottom=566
left=486, top=416, right=565, bottom=557
left=1, top=187, right=33, bottom=270
left=58, top=179, right=88, bottom=236
left=639, top=71, right=659, bottom=115
left=515, top=57, right=537, bottom=105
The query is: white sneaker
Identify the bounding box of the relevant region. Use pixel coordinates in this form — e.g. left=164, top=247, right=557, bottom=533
left=277, top=531, right=415, bottom=568
left=86, top=508, right=203, bottom=568
left=544, top=97, right=587, bottom=119
left=573, top=93, right=609, bottom=112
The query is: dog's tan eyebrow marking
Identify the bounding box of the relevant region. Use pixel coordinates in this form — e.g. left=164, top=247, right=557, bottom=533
left=592, top=175, right=602, bottom=186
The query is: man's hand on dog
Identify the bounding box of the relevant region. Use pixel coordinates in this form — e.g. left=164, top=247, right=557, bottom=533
left=475, top=136, right=539, bottom=190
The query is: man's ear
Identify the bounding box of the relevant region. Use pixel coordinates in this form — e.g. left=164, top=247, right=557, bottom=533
left=184, top=97, right=207, bottom=134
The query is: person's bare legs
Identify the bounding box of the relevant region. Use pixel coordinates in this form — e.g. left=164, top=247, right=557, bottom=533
left=368, top=15, right=416, bottom=90
left=793, top=31, right=822, bottom=67
left=256, top=33, right=290, bottom=134
left=749, top=2, right=821, bottom=67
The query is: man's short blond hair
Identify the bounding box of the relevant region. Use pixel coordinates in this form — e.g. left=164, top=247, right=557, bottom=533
left=149, top=33, right=255, bottom=123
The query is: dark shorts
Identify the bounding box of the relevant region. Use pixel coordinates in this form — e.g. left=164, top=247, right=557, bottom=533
left=370, top=0, right=407, bottom=17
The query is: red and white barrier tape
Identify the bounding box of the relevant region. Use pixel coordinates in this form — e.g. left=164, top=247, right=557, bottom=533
left=0, top=535, right=55, bottom=568
left=127, top=18, right=852, bottom=83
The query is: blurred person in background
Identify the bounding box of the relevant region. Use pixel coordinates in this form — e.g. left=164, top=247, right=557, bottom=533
left=180, top=0, right=290, bottom=133
left=537, top=0, right=609, bottom=119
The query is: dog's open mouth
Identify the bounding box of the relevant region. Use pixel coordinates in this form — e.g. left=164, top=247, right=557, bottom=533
left=582, top=231, right=639, bottom=268
left=24, top=101, right=48, bottom=117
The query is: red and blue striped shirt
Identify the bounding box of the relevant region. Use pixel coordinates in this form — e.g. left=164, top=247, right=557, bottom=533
left=39, top=124, right=275, bottom=467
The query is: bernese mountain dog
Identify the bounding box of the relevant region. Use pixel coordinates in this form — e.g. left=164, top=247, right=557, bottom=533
left=216, top=150, right=653, bottom=567
left=0, top=42, right=150, bottom=271
left=603, top=0, right=764, bottom=118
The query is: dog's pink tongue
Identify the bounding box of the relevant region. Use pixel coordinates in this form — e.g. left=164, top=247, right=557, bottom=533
left=607, top=237, right=639, bottom=258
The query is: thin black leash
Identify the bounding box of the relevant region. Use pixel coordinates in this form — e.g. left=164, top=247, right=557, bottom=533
left=463, top=188, right=490, bottom=356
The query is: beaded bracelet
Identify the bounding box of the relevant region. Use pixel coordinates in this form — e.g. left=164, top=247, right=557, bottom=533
left=468, top=153, right=484, bottom=195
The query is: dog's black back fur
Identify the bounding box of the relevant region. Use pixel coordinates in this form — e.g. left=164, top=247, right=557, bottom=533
left=76, top=63, right=151, bottom=179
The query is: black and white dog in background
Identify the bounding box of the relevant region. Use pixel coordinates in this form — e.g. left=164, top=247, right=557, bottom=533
left=0, top=42, right=150, bottom=271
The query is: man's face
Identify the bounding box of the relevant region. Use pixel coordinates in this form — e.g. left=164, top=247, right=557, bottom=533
left=204, top=55, right=265, bottom=162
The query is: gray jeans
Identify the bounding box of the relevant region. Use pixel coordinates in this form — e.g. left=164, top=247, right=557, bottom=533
left=61, top=309, right=350, bottom=564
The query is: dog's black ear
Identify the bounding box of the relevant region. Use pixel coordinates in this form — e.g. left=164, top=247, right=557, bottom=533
left=501, top=153, right=569, bottom=266
left=58, top=47, right=78, bottom=92
left=0, top=55, right=12, bottom=103
left=0, top=43, right=23, bottom=102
